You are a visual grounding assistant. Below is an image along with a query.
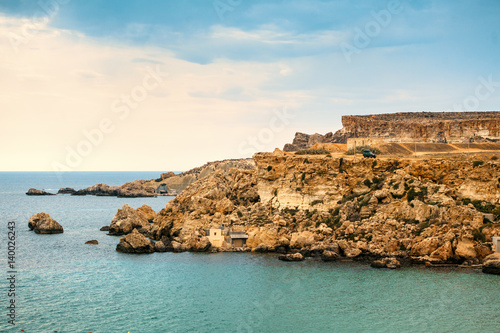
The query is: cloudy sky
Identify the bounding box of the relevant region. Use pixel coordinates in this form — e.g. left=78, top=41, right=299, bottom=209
left=1, top=0, right=500, bottom=171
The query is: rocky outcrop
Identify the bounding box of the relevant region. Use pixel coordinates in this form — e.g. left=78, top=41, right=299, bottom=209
left=28, top=213, right=63, bottom=234
left=116, top=229, right=154, bottom=253
left=282, top=112, right=500, bottom=150
left=72, top=181, right=156, bottom=198
left=26, top=188, right=55, bottom=196
left=85, top=240, right=98, bottom=245
left=136, top=204, right=157, bottom=223
left=109, top=204, right=150, bottom=235
left=482, top=253, right=500, bottom=275
left=146, top=150, right=500, bottom=269
left=283, top=132, right=335, bottom=151
left=161, top=172, right=176, bottom=179
left=278, top=253, right=304, bottom=261
left=57, top=188, right=76, bottom=194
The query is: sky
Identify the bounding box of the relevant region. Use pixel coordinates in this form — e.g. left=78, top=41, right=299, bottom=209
left=1, top=0, right=500, bottom=171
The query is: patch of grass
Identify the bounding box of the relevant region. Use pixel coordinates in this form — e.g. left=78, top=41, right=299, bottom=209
left=471, top=200, right=496, bottom=214
left=295, top=148, right=330, bottom=155
left=473, top=160, right=484, bottom=168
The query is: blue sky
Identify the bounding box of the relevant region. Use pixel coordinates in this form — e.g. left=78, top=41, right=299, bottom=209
left=1, top=0, right=500, bottom=171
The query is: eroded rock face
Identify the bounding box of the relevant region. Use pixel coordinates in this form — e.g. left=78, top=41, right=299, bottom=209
left=28, top=213, right=63, bottom=234
left=109, top=204, right=150, bottom=235
left=26, top=188, right=55, bottom=196
left=145, top=151, right=500, bottom=264
left=482, top=253, right=500, bottom=275
left=116, top=229, right=154, bottom=253
left=57, top=188, right=76, bottom=194
left=136, top=205, right=157, bottom=223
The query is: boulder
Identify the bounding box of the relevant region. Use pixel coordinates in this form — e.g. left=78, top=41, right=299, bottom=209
left=28, top=213, right=63, bottom=234
left=321, top=250, right=340, bottom=261
left=371, top=257, right=401, bottom=269
left=430, top=241, right=454, bottom=261
left=116, top=229, right=154, bottom=253
left=26, top=188, right=55, bottom=196
left=85, top=240, right=98, bottom=245
left=57, top=188, right=76, bottom=194
left=482, top=253, right=500, bottom=275
left=278, top=253, right=304, bottom=261
left=100, top=226, right=110, bottom=232
left=109, top=204, right=150, bottom=235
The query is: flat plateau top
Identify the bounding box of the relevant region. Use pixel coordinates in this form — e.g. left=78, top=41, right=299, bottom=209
left=345, top=111, right=500, bottom=122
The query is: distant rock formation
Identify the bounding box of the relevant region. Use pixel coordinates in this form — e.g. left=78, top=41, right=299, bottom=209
left=85, top=240, right=98, bottom=245
left=26, top=188, right=55, bottom=196
left=57, top=188, right=76, bottom=194
left=482, top=253, right=500, bottom=275
left=283, top=111, right=500, bottom=151
left=28, top=212, right=63, bottom=234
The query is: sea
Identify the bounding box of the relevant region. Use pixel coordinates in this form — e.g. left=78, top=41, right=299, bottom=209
left=0, top=171, right=499, bottom=333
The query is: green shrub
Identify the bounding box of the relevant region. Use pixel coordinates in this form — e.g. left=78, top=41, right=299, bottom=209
left=155, top=178, right=163, bottom=182
left=267, top=165, right=273, bottom=171
left=473, top=229, right=486, bottom=242
left=311, top=199, right=323, bottom=206
left=363, top=179, right=372, bottom=188
left=372, top=160, right=377, bottom=168
left=237, top=211, right=243, bottom=218
left=491, top=156, right=498, bottom=160
left=301, top=172, right=306, bottom=181
left=392, top=183, right=400, bottom=190
left=473, top=160, right=484, bottom=168
left=304, top=158, right=311, bottom=164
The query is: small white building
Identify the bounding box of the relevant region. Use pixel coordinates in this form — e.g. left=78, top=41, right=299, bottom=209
left=492, top=236, right=499, bottom=253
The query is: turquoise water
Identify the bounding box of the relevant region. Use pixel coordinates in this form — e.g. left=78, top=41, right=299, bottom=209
left=1, top=172, right=499, bottom=332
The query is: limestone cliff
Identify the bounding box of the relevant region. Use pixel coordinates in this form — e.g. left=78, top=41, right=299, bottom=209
left=150, top=151, right=500, bottom=265
left=283, top=111, right=500, bottom=151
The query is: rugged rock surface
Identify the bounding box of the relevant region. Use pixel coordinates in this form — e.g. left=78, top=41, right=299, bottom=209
left=57, top=188, right=76, bottom=194
left=109, top=204, right=151, bottom=235
left=72, top=181, right=156, bottom=198
left=147, top=151, right=500, bottom=269
left=100, top=226, right=110, bottom=231
left=28, top=213, right=63, bottom=234
left=136, top=204, right=157, bottom=222
left=26, top=188, right=55, bottom=196
left=278, top=253, right=304, bottom=261
left=161, top=172, right=176, bottom=179
left=282, top=112, right=500, bottom=150
left=482, top=253, right=500, bottom=275
left=116, top=229, right=154, bottom=253
left=371, top=257, right=401, bottom=269
left=85, top=240, right=98, bottom=245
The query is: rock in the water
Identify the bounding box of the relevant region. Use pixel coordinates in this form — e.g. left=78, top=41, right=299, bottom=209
left=321, top=250, right=340, bottom=261
left=109, top=204, right=150, bottom=235
left=100, top=226, right=110, bottom=231
left=57, top=187, right=76, bottom=194
left=371, top=257, right=401, bottom=269
left=26, top=188, right=55, bottom=196
left=154, top=240, right=167, bottom=252
left=278, top=253, right=304, bottom=261
left=28, top=212, right=63, bottom=234
left=482, top=253, right=500, bottom=275
left=85, top=240, right=98, bottom=245
left=116, top=229, right=154, bottom=253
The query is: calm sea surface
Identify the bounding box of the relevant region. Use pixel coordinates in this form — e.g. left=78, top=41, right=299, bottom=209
left=0, top=172, right=499, bottom=332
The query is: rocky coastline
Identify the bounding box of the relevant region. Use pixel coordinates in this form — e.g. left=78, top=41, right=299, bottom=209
left=83, top=149, right=500, bottom=274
